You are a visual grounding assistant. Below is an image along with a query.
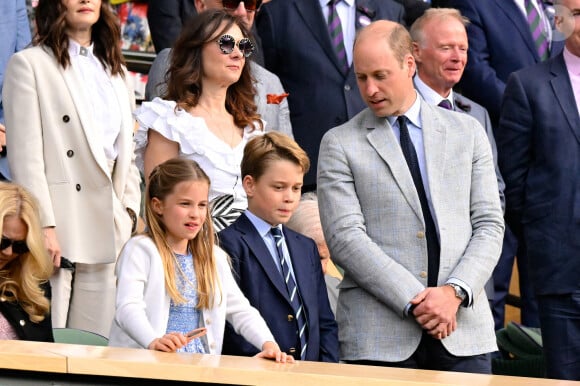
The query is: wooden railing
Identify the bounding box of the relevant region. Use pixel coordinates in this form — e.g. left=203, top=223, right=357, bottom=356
left=0, top=340, right=577, bottom=386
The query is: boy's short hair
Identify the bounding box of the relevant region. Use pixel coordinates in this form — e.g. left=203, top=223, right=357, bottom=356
left=241, top=132, right=310, bottom=180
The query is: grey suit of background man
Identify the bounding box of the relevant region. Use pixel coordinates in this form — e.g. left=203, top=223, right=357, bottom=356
left=318, top=20, right=504, bottom=373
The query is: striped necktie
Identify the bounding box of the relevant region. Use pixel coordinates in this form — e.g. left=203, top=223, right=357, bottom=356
left=327, top=0, right=349, bottom=74
left=525, top=0, right=549, bottom=61
left=270, top=227, right=308, bottom=360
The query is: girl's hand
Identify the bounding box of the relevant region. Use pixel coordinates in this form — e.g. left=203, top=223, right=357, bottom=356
left=255, top=341, right=294, bottom=363
left=147, top=332, right=188, bottom=352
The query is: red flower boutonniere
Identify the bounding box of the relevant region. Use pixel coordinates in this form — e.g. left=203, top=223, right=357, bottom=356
left=267, top=93, right=289, bottom=105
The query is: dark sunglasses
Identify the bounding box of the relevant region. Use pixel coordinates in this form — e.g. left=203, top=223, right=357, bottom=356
left=0, top=236, right=29, bottom=255
left=222, top=0, right=262, bottom=12
left=216, top=34, right=255, bottom=58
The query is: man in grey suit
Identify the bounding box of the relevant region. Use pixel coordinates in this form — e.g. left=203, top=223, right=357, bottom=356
left=145, top=0, right=293, bottom=138
left=318, top=20, right=504, bottom=372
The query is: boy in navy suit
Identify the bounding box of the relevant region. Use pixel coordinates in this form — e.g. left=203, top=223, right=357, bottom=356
left=218, top=132, right=338, bottom=362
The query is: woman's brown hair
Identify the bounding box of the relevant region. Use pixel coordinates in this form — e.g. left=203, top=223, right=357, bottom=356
left=34, top=0, right=125, bottom=76
left=165, top=9, right=262, bottom=131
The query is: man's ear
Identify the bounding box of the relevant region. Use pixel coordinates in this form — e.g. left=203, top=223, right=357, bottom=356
left=243, top=175, right=255, bottom=198
left=412, top=41, right=421, bottom=64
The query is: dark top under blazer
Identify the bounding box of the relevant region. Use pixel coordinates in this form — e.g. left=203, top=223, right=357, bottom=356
left=218, top=213, right=339, bottom=362
left=0, top=282, right=54, bottom=342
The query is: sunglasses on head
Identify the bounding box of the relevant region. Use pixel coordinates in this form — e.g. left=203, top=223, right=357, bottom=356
left=216, top=34, right=255, bottom=58
left=0, top=236, right=29, bottom=255
left=222, top=0, right=262, bottom=12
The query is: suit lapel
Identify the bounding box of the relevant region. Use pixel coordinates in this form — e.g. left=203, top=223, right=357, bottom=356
left=493, top=0, right=539, bottom=60
left=236, top=215, right=292, bottom=303
left=365, top=111, right=424, bottom=221
left=58, top=57, right=110, bottom=177
left=420, top=102, right=446, bottom=218
left=294, top=0, right=347, bottom=76
left=550, top=55, right=580, bottom=145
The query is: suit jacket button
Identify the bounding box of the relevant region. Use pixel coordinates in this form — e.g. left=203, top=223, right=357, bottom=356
left=287, top=314, right=294, bottom=322
left=344, top=84, right=351, bottom=91
left=419, top=271, right=427, bottom=278
left=289, top=347, right=296, bottom=354
left=19, top=319, right=26, bottom=326
left=417, top=231, right=425, bottom=239
left=62, top=115, right=70, bottom=123
left=67, top=150, right=74, bottom=157
left=76, top=184, right=81, bottom=191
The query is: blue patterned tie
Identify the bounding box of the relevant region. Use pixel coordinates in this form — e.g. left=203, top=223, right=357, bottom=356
left=397, top=116, right=440, bottom=287
left=327, top=0, right=349, bottom=74
left=525, top=0, right=549, bottom=61
left=270, top=227, right=308, bottom=360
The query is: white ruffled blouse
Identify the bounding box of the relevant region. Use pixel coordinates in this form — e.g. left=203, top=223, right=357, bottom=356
left=134, top=98, right=263, bottom=211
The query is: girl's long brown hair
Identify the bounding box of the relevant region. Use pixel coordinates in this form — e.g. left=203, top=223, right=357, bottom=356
left=165, top=9, right=262, bottom=131
left=145, top=158, right=221, bottom=309
left=34, top=0, right=125, bottom=76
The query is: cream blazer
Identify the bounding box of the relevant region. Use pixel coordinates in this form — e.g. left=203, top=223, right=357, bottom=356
left=108, top=236, right=276, bottom=354
left=3, top=46, right=141, bottom=264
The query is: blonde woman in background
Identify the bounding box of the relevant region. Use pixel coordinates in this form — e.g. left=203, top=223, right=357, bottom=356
left=0, top=182, right=53, bottom=341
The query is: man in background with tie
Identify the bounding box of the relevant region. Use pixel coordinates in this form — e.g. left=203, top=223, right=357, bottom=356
left=318, top=20, right=504, bottom=372
left=497, top=0, right=580, bottom=378
left=410, top=8, right=505, bottom=214
left=257, top=0, right=405, bottom=190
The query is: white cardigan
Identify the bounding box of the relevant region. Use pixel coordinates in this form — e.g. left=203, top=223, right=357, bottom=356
left=108, top=235, right=275, bottom=353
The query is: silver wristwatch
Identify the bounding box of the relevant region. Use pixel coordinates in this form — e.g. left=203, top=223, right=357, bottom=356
left=447, top=283, right=467, bottom=303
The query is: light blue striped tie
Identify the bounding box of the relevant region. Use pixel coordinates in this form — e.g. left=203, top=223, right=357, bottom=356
left=271, top=227, right=308, bottom=360
left=328, top=0, right=349, bottom=74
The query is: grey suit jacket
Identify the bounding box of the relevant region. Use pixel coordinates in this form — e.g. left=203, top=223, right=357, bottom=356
left=317, top=99, right=504, bottom=361
left=145, top=48, right=293, bottom=138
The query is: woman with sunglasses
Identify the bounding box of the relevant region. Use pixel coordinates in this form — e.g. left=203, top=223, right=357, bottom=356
left=3, top=0, right=142, bottom=338
left=136, top=9, right=263, bottom=231
left=0, top=182, right=54, bottom=342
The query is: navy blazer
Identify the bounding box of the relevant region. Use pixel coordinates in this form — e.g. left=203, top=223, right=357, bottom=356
left=497, top=53, right=580, bottom=295
left=441, top=0, right=564, bottom=125
left=256, top=0, right=404, bottom=186
left=0, top=283, right=53, bottom=342
left=218, top=213, right=339, bottom=362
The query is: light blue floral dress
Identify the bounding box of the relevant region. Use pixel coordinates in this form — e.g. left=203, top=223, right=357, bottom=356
left=166, top=251, right=206, bottom=353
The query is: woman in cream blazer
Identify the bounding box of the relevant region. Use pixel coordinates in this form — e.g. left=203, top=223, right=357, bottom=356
left=2, top=0, right=141, bottom=337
